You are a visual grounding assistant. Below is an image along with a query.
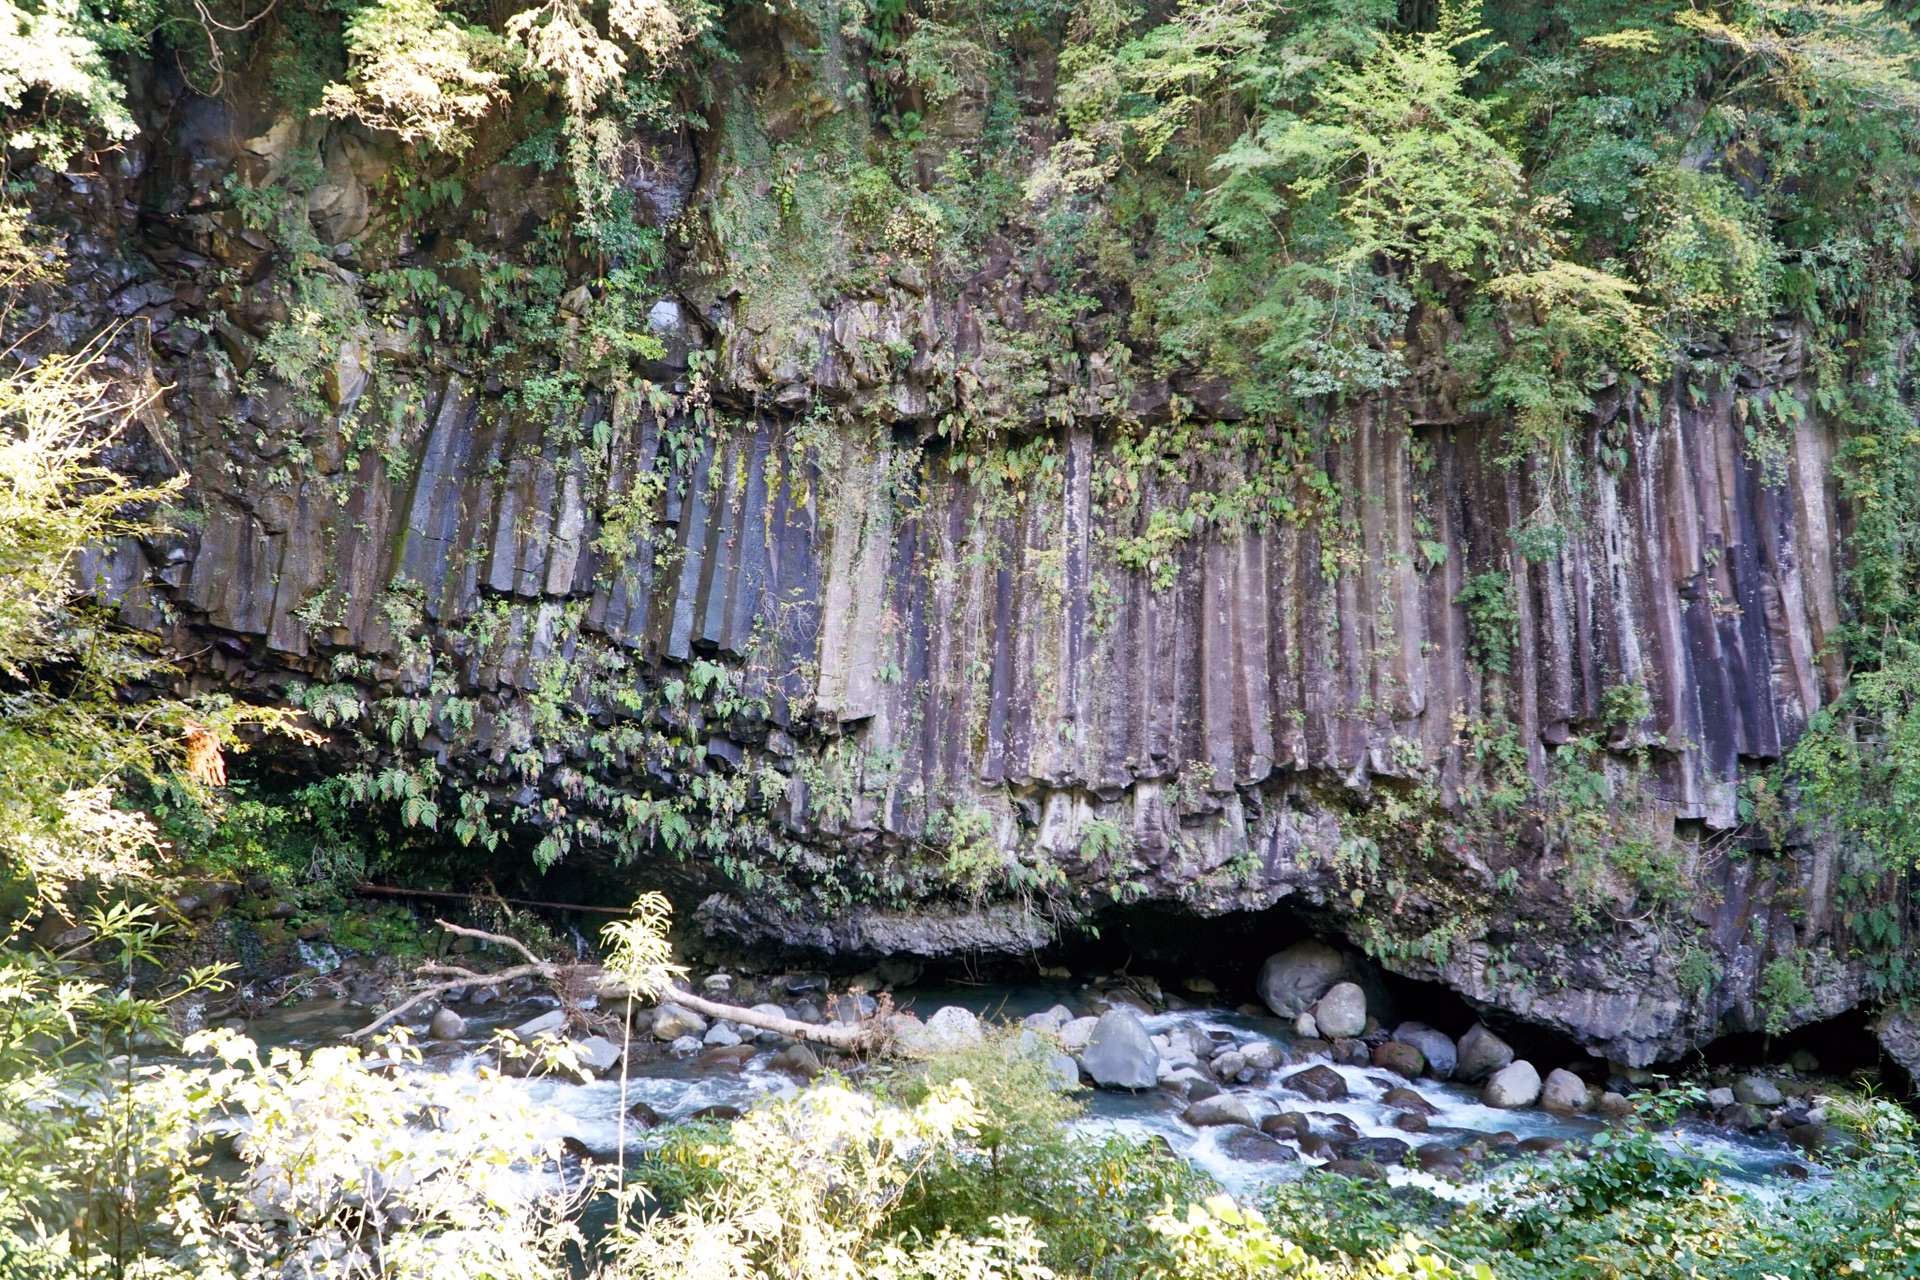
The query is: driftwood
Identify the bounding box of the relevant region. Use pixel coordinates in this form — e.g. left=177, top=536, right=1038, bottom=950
left=345, top=919, right=887, bottom=1053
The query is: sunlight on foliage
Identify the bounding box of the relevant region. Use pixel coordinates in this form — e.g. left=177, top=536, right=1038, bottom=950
left=320, top=0, right=512, bottom=152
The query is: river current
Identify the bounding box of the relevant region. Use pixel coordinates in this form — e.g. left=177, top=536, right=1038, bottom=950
left=236, top=974, right=1822, bottom=1201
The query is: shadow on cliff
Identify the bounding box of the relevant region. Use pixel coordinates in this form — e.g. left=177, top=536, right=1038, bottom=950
left=1689, top=1010, right=1914, bottom=1097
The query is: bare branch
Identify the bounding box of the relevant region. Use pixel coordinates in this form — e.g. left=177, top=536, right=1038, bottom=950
left=344, top=962, right=550, bottom=1039
left=434, top=918, right=549, bottom=968
left=665, top=988, right=887, bottom=1053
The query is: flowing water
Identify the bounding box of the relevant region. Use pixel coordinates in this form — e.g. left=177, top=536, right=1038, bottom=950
left=234, top=979, right=1823, bottom=1201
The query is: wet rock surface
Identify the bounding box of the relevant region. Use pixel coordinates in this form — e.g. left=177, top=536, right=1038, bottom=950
left=1082, top=1009, right=1158, bottom=1090
left=1483, top=1061, right=1543, bottom=1109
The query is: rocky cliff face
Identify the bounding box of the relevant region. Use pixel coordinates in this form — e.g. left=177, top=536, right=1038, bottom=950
left=10, top=24, right=1898, bottom=1072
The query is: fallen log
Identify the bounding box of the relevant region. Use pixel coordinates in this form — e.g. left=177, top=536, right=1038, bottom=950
left=345, top=918, right=887, bottom=1054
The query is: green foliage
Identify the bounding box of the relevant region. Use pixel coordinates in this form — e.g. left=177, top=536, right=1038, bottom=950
left=1256, top=1095, right=1920, bottom=1280
left=1148, top=1194, right=1490, bottom=1280
left=1454, top=572, right=1517, bottom=676
left=1638, top=169, right=1781, bottom=328
left=0, top=320, right=298, bottom=907
left=892, top=1031, right=1217, bottom=1280
left=320, top=0, right=512, bottom=151
left=1261, top=5, right=1522, bottom=279
left=0, top=0, right=150, bottom=164
left=1601, top=682, right=1652, bottom=735
left=1675, top=942, right=1721, bottom=1004
left=1760, top=950, right=1814, bottom=1035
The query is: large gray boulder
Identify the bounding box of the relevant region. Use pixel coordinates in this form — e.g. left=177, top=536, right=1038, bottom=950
left=572, top=1035, right=623, bottom=1073
left=1540, top=1068, right=1591, bottom=1114
left=1484, top=1060, right=1542, bottom=1108
left=1733, top=1075, right=1783, bottom=1107
left=1184, top=1093, right=1260, bottom=1128
left=1057, top=1016, right=1100, bottom=1051
left=896, top=1005, right=986, bottom=1056
left=1081, top=1009, right=1158, bottom=1090
left=1312, top=983, right=1367, bottom=1039
left=513, top=1009, right=567, bottom=1039
left=1456, top=1023, right=1514, bottom=1081
left=1391, top=1023, right=1457, bottom=1080
left=1876, top=1007, right=1920, bottom=1082
left=429, top=1008, right=468, bottom=1041
left=1283, top=1064, right=1349, bottom=1102
left=651, top=1004, right=708, bottom=1041
left=1258, top=942, right=1354, bottom=1017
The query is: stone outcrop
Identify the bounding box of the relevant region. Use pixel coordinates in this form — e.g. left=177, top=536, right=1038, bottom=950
left=8, top=17, right=1906, bottom=1076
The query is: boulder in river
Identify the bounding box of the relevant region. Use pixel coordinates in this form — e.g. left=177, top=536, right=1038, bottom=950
left=1540, top=1068, right=1591, bottom=1114
left=1372, top=1041, right=1424, bottom=1079
left=1298, top=1133, right=1337, bottom=1160
left=651, top=1004, right=708, bottom=1041
left=1240, top=1040, right=1283, bottom=1070
left=1456, top=1023, right=1514, bottom=1081
left=572, top=1035, right=623, bottom=1073
left=1311, top=982, right=1368, bottom=1039
left=1057, top=1015, right=1099, bottom=1051
left=1283, top=1064, right=1349, bottom=1102
left=513, top=1009, right=567, bottom=1039
left=1391, top=1023, right=1457, bottom=1080
left=771, top=1044, right=823, bottom=1081
left=1082, top=1009, right=1158, bottom=1090
left=1261, top=1111, right=1309, bottom=1140
left=1346, top=1137, right=1410, bottom=1164
left=627, top=1102, right=663, bottom=1128
left=1382, top=1086, right=1437, bottom=1115
left=1220, top=1129, right=1297, bottom=1163
left=1483, top=1059, right=1542, bottom=1108
left=1319, top=1158, right=1386, bottom=1182
left=429, top=1008, right=467, bottom=1040
left=923, top=1005, right=987, bottom=1051
left=1044, top=1051, right=1082, bottom=1092
left=698, top=1043, right=756, bottom=1068
left=1023, top=1004, right=1073, bottom=1033
left=1211, top=1050, right=1248, bottom=1082
left=703, top=1024, right=743, bottom=1048
left=1294, top=1013, right=1320, bottom=1039
left=1179, top=1074, right=1220, bottom=1102
left=1786, top=1122, right=1828, bottom=1152
left=1734, top=1075, right=1784, bottom=1107
left=1597, top=1090, right=1634, bottom=1119
left=1184, top=1093, right=1259, bottom=1128
left=1258, top=942, right=1354, bottom=1017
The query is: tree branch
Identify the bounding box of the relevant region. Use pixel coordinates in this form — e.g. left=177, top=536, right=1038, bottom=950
left=344, top=962, right=550, bottom=1039
left=346, top=921, right=890, bottom=1054
left=663, top=988, right=886, bottom=1053
left=433, top=918, right=549, bottom=969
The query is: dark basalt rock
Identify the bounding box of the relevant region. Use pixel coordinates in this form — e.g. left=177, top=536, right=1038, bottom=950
left=1284, top=1065, right=1349, bottom=1102
left=1220, top=1129, right=1297, bottom=1163
left=1318, top=1158, right=1386, bottom=1182
left=1260, top=1111, right=1310, bottom=1141
left=1344, top=1137, right=1411, bottom=1165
